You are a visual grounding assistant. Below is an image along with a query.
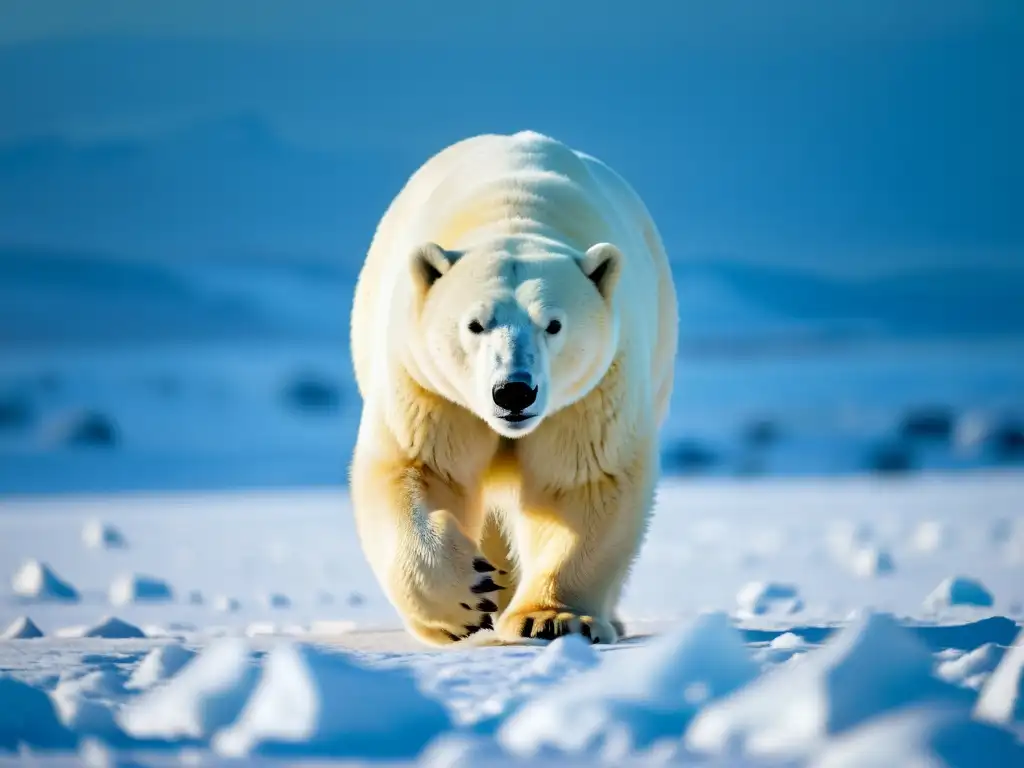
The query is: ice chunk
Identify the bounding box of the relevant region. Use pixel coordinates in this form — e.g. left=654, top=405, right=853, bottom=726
left=924, top=576, right=994, bottom=611
left=499, top=611, right=759, bottom=756
left=263, top=593, right=291, bottom=610
left=108, top=573, right=173, bottom=606
left=81, top=520, right=127, bottom=550
left=11, top=559, right=79, bottom=602
left=118, top=638, right=259, bottom=741
left=520, top=634, right=599, bottom=679
left=685, top=611, right=972, bottom=760
left=936, top=643, right=1005, bottom=687
left=80, top=617, right=146, bottom=640
left=974, top=628, right=1024, bottom=725
left=126, top=645, right=197, bottom=691
left=1, top=616, right=44, bottom=639
left=212, top=642, right=449, bottom=758
left=769, top=633, right=808, bottom=650
left=213, top=596, right=241, bottom=613
left=51, top=669, right=125, bottom=740
left=736, top=581, right=803, bottom=616
left=56, top=668, right=124, bottom=698
left=810, top=704, right=1024, bottom=768
left=849, top=546, right=895, bottom=578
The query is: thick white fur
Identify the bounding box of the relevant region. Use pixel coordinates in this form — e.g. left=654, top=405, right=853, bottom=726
left=350, top=131, right=678, bottom=645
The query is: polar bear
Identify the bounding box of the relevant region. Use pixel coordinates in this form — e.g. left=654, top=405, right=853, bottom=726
left=349, top=131, right=677, bottom=646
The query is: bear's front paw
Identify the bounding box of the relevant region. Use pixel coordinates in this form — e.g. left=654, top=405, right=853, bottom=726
left=497, top=606, right=619, bottom=645
left=397, top=511, right=507, bottom=644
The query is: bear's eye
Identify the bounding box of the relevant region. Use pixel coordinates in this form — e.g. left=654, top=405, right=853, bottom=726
left=545, top=319, right=562, bottom=335
left=468, top=320, right=485, bottom=335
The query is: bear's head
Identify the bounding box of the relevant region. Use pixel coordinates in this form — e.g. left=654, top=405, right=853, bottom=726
left=404, top=239, right=621, bottom=438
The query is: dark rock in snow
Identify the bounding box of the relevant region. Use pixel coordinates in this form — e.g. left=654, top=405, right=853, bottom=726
left=990, top=421, right=1024, bottom=462
left=898, top=406, right=955, bottom=442
left=47, top=409, right=119, bottom=448
left=865, top=440, right=915, bottom=475
left=663, top=439, right=720, bottom=475
left=282, top=372, right=341, bottom=414
left=0, top=393, right=33, bottom=431
left=741, top=417, right=782, bottom=448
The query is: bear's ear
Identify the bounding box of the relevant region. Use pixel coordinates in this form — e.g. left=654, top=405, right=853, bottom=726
left=410, top=242, right=456, bottom=292
left=580, top=242, right=622, bottom=300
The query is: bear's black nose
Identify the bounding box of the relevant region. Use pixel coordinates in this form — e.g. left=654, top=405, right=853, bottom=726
left=492, top=379, right=538, bottom=413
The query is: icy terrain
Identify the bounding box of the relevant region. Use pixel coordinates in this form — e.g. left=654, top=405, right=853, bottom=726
left=1, top=474, right=1022, bottom=765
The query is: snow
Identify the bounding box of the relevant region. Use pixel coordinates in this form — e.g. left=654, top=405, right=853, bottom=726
left=108, top=574, right=174, bottom=606
left=11, top=559, right=80, bottom=602
left=770, top=632, right=808, bottom=650
left=498, top=611, right=760, bottom=756
left=974, top=628, right=1024, bottom=726
left=684, top=611, right=973, bottom=760
left=925, top=576, right=995, bottom=611
left=936, top=643, right=1005, bottom=689
left=212, top=642, right=450, bottom=759
left=810, top=704, right=1024, bottom=768
left=125, top=644, right=197, bottom=690
left=1, top=14, right=1023, bottom=762
left=1, top=616, right=44, bottom=639
left=519, top=634, right=599, bottom=678
left=117, top=638, right=259, bottom=741
left=0, top=475, right=1022, bottom=764
left=0, top=676, right=76, bottom=751
left=51, top=669, right=125, bottom=741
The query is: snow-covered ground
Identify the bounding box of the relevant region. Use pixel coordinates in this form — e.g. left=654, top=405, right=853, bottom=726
left=3, top=335, right=1023, bottom=496
left=2, top=473, right=1023, bottom=765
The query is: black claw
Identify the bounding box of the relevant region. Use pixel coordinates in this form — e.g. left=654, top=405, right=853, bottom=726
left=479, top=613, right=494, bottom=630
left=520, top=617, right=535, bottom=637
left=471, top=577, right=504, bottom=594
left=537, top=619, right=558, bottom=640
left=464, top=624, right=482, bottom=636
left=476, top=598, right=498, bottom=613
left=459, top=602, right=471, bottom=611
left=472, top=558, right=496, bottom=573
left=443, top=630, right=462, bottom=642
left=580, top=623, right=592, bottom=640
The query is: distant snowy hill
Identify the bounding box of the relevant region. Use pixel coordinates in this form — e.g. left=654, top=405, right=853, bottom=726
left=0, top=115, right=406, bottom=264
left=3, top=244, right=1021, bottom=350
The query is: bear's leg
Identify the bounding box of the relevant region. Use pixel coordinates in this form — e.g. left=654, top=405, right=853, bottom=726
left=479, top=509, right=518, bottom=615
left=350, top=454, right=503, bottom=646
left=496, top=457, right=654, bottom=645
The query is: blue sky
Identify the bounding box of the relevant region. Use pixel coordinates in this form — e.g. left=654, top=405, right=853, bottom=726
left=1, top=1, right=1021, bottom=274
left=3, top=1, right=1009, bottom=47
